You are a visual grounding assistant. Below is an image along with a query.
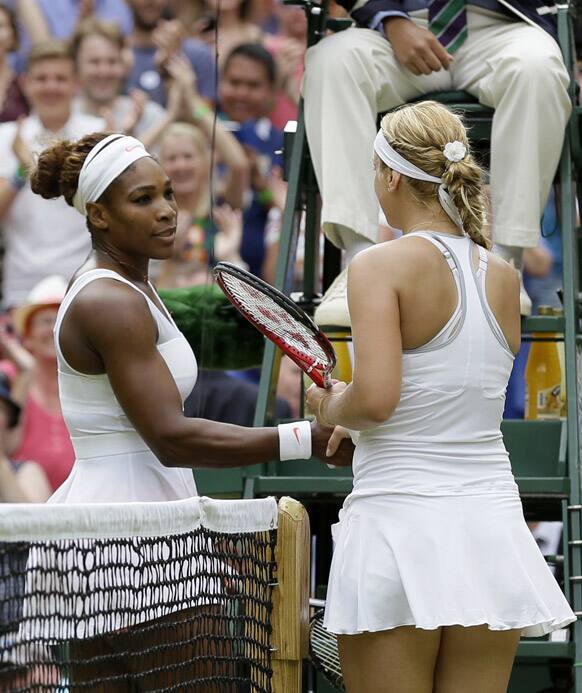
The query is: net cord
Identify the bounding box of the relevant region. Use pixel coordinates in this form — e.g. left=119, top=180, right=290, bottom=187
left=0, top=496, right=278, bottom=542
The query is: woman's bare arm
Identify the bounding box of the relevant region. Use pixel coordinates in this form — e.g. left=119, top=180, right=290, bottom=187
left=165, top=54, right=249, bottom=208
left=64, top=281, right=352, bottom=468
left=187, top=105, right=249, bottom=209
left=15, top=0, right=50, bottom=44
left=307, top=247, right=403, bottom=430
left=0, top=457, right=52, bottom=502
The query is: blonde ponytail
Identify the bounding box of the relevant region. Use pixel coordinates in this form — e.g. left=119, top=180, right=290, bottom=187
left=379, top=101, right=490, bottom=249
left=441, top=158, right=489, bottom=249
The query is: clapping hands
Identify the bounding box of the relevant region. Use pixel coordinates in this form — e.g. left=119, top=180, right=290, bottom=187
left=213, top=205, right=244, bottom=265
left=165, top=53, right=201, bottom=120
left=12, top=117, right=33, bottom=171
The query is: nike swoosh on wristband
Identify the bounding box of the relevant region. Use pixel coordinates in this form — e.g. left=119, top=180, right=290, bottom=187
left=292, top=427, right=301, bottom=445
left=125, top=143, right=142, bottom=152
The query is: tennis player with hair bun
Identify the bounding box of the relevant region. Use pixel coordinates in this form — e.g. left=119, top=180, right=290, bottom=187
left=26, top=131, right=353, bottom=686
left=307, top=100, right=575, bottom=693
left=29, top=132, right=352, bottom=507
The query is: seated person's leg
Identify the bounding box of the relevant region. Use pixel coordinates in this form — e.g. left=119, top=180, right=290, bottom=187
left=453, top=11, right=571, bottom=314
left=302, top=25, right=451, bottom=325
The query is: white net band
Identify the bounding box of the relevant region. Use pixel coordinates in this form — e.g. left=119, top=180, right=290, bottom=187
left=0, top=496, right=279, bottom=541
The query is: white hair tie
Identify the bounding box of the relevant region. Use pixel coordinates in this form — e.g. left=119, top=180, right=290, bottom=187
left=443, top=141, right=467, bottom=163
left=73, top=134, right=152, bottom=216
left=373, top=130, right=465, bottom=231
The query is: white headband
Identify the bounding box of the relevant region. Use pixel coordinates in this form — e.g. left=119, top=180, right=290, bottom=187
left=73, top=134, right=152, bottom=216
left=373, top=130, right=465, bottom=231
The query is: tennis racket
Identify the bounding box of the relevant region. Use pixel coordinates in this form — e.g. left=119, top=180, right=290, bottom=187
left=310, top=605, right=345, bottom=691
left=213, top=262, right=336, bottom=388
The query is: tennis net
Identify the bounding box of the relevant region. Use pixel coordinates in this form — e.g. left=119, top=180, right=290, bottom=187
left=0, top=496, right=279, bottom=692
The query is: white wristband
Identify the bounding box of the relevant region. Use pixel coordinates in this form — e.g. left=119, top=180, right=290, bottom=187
left=278, top=420, right=312, bottom=461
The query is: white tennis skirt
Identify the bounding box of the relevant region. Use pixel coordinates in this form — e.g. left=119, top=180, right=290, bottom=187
left=324, top=492, right=576, bottom=636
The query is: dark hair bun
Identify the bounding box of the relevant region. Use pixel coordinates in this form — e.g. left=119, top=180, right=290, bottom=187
left=30, top=131, right=110, bottom=208
left=30, top=139, right=70, bottom=201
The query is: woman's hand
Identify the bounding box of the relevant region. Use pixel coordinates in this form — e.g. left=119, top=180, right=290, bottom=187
left=165, top=53, right=197, bottom=93
left=99, top=105, right=116, bottom=133
left=165, top=77, right=183, bottom=120
left=243, top=145, right=270, bottom=194
left=0, top=314, right=33, bottom=373
left=268, top=166, right=287, bottom=211
left=120, top=89, right=147, bottom=136
left=275, top=37, right=304, bottom=103
left=165, top=53, right=201, bottom=119
left=153, top=19, right=185, bottom=69
left=305, top=380, right=347, bottom=426
left=12, top=117, right=33, bottom=170
left=325, top=426, right=353, bottom=462
left=311, top=422, right=354, bottom=467
left=213, top=204, right=245, bottom=265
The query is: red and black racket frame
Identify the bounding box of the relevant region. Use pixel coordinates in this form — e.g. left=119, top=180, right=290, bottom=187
left=213, top=262, right=336, bottom=388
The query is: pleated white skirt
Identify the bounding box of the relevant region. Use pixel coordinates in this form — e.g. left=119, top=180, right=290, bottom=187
left=324, top=493, right=576, bottom=636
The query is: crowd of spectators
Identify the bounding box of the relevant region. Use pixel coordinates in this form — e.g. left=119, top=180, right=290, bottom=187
left=0, top=0, right=572, bottom=500
left=0, top=0, right=309, bottom=496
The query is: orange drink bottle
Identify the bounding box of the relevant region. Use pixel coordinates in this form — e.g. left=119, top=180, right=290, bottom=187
left=551, top=307, right=567, bottom=417
left=525, top=306, right=562, bottom=420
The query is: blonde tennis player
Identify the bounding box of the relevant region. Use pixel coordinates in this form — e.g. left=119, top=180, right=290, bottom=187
left=307, top=101, right=575, bottom=693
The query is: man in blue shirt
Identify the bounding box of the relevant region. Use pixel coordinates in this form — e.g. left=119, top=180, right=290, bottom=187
left=220, top=43, right=283, bottom=278
left=125, top=0, right=215, bottom=106
left=303, top=0, right=571, bottom=322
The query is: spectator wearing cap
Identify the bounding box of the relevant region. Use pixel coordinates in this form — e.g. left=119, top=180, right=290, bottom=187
left=70, top=17, right=169, bottom=150
left=8, top=275, right=75, bottom=493
left=0, top=40, right=104, bottom=306
left=126, top=0, right=216, bottom=107
left=0, top=375, right=50, bottom=502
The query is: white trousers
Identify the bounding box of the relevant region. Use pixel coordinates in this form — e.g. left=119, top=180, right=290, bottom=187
left=303, top=10, right=571, bottom=249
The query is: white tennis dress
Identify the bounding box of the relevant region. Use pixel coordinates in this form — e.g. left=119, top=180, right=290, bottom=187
left=324, top=231, right=576, bottom=636
left=49, top=269, right=199, bottom=504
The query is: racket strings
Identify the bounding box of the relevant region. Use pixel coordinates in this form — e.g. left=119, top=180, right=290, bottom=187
left=310, top=610, right=345, bottom=690
left=221, top=274, right=330, bottom=365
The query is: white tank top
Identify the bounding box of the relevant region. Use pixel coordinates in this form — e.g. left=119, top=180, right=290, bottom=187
left=50, top=269, right=199, bottom=503
left=349, top=232, right=519, bottom=501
